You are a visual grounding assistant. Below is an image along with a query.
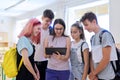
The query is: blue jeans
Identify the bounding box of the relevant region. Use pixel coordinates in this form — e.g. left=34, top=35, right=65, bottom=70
left=46, top=68, right=70, bottom=80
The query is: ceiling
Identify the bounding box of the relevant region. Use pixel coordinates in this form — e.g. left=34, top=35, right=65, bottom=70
left=0, top=0, right=58, bottom=17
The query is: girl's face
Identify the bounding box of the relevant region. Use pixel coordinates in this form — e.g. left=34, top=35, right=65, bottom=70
left=33, top=24, right=40, bottom=36
left=54, top=23, right=64, bottom=37
left=71, top=26, right=81, bottom=40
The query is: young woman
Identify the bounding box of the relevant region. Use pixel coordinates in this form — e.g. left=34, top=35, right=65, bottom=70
left=16, top=18, right=41, bottom=80
left=44, top=18, right=71, bottom=80
left=70, top=22, right=89, bottom=80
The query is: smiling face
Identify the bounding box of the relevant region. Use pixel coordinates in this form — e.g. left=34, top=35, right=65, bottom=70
left=42, top=16, right=52, bottom=29
left=54, top=23, right=64, bottom=37
left=32, top=24, right=40, bottom=36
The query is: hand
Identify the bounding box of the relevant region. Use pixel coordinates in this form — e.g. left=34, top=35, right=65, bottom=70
left=94, top=77, right=98, bottom=80
left=34, top=74, right=39, bottom=80
left=34, top=64, right=40, bottom=80
left=46, top=55, right=51, bottom=58
left=89, top=72, right=97, bottom=80
left=53, top=51, right=61, bottom=60
left=36, top=71, right=40, bottom=80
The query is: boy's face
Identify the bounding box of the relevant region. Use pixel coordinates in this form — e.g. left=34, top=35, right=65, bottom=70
left=42, top=16, right=52, bottom=29
left=82, top=19, right=95, bottom=32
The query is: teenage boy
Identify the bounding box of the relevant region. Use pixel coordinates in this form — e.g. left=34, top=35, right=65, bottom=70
left=34, top=9, right=54, bottom=80
left=80, top=12, right=117, bottom=80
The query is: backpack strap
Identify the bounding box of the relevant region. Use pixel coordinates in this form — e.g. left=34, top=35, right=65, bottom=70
left=17, top=37, right=33, bottom=71
left=99, top=30, right=115, bottom=43
left=81, top=42, right=86, bottom=63
left=18, top=58, right=23, bottom=71
left=99, top=30, right=117, bottom=73
left=90, top=35, right=94, bottom=46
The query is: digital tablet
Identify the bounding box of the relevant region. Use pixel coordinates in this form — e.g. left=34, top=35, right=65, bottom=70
left=45, top=47, right=67, bottom=55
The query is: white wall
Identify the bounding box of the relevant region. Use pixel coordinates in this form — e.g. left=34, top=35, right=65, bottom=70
left=0, top=0, right=120, bottom=45
left=15, top=0, right=95, bottom=20
left=109, top=0, right=120, bottom=44
left=15, top=0, right=66, bottom=20
left=0, top=16, right=16, bottom=46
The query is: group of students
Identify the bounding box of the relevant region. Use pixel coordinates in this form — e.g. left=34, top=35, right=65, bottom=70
left=16, top=9, right=118, bottom=80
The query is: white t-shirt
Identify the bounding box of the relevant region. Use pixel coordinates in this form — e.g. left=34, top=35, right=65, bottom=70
left=34, top=26, right=49, bottom=61
left=71, top=39, right=89, bottom=63
left=91, top=28, right=116, bottom=79
left=70, top=39, right=89, bottom=79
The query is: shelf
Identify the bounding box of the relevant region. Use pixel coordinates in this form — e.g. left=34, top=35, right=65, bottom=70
left=0, top=42, right=8, bottom=47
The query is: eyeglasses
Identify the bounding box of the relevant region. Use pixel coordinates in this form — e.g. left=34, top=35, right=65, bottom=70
left=55, top=28, right=64, bottom=30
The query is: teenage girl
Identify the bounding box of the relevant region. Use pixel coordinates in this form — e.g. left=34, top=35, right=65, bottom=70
left=44, top=19, right=71, bottom=80
left=70, top=22, right=89, bottom=80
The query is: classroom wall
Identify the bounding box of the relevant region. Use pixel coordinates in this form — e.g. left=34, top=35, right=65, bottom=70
left=109, top=0, right=120, bottom=45
left=15, top=0, right=95, bottom=21
left=0, top=0, right=120, bottom=46
left=0, top=16, right=16, bottom=46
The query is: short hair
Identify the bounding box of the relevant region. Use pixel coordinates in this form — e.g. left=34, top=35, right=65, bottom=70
left=80, top=12, right=98, bottom=24
left=18, top=18, right=41, bottom=44
left=43, top=9, right=54, bottom=20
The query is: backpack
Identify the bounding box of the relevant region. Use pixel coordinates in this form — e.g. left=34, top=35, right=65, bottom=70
left=99, top=30, right=120, bottom=79
left=81, top=42, right=91, bottom=74
left=2, top=47, right=22, bottom=78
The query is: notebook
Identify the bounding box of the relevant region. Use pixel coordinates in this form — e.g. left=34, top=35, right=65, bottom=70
left=45, top=47, right=67, bottom=55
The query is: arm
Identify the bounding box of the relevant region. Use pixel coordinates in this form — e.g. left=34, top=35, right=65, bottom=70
left=82, top=48, right=89, bottom=80
left=44, top=37, right=51, bottom=58
left=35, top=64, right=40, bottom=80
left=21, top=48, right=38, bottom=80
left=90, top=46, right=111, bottom=78
left=90, top=52, right=94, bottom=72
left=89, top=53, right=98, bottom=80
left=58, top=37, right=71, bottom=61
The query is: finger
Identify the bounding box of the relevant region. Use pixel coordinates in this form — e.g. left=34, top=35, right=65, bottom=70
left=56, top=51, right=60, bottom=55
left=53, top=53, right=57, bottom=55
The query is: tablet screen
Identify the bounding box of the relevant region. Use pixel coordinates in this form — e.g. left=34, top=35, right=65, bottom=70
left=45, top=47, right=67, bottom=55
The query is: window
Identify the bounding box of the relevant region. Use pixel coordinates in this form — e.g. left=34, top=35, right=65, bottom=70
left=66, top=0, right=109, bottom=50
left=14, top=19, right=29, bottom=43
